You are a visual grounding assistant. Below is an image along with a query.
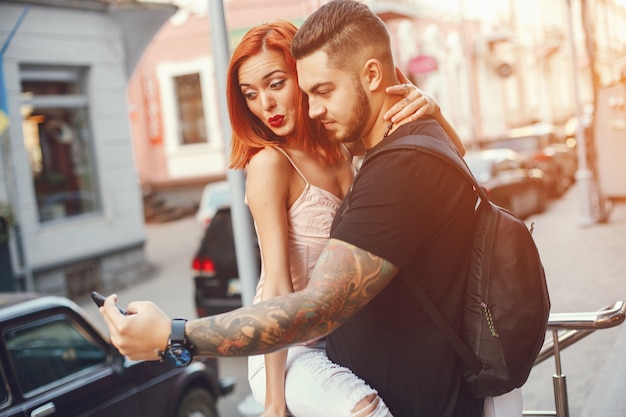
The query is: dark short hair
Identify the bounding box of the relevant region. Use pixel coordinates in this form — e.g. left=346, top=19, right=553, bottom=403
left=291, top=0, right=392, bottom=70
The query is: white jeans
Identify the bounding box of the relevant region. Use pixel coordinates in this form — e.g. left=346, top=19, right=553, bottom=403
left=484, top=388, right=523, bottom=417
left=248, top=345, right=392, bottom=417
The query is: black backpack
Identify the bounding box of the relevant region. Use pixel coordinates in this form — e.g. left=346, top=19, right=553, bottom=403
left=374, top=133, right=551, bottom=398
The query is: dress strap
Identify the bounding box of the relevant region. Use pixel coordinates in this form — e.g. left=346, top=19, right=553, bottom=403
left=274, top=147, right=309, bottom=185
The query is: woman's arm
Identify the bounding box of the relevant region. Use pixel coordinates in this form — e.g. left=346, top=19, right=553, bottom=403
left=384, top=68, right=465, bottom=156
left=246, top=148, right=296, bottom=417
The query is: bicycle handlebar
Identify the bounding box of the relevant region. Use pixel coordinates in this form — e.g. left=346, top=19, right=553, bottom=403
left=534, top=301, right=626, bottom=366
left=546, top=300, right=625, bottom=331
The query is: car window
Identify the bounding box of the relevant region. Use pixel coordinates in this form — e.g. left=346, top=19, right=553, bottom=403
left=201, top=208, right=235, bottom=250
left=5, top=314, right=107, bottom=395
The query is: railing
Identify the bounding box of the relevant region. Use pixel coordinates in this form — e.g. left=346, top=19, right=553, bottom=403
left=523, top=301, right=626, bottom=417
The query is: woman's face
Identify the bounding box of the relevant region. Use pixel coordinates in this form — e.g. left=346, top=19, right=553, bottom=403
left=238, top=49, right=299, bottom=138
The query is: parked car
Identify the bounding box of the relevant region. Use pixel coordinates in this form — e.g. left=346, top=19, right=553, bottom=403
left=195, top=181, right=231, bottom=228
left=481, top=123, right=577, bottom=197
left=193, top=207, right=260, bottom=318
left=0, top=293, right=234, bottom=417
left=464, top=148, right=548, bottom=219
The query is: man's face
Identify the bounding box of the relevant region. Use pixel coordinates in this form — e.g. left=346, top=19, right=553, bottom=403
left=296, top=50, right=370, bottom=143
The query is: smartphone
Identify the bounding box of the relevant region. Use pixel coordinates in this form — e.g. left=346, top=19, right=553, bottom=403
left=91, top=291, right=127, bottom=315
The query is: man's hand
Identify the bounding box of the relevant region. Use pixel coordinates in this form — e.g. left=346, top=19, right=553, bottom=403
left=100, top=294, right=171, bottom=361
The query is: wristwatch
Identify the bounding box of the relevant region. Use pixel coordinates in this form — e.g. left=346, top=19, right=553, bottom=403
left=159, top=318, right=193, bottom=367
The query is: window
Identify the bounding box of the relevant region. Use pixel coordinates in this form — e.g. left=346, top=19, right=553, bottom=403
left=156, top=58, right=225, bottom=178
left=5, top=315, right=107, bottom=394
left=20, top=66, right=100, bottom=223
left=174, top=72, right=207, bottom=145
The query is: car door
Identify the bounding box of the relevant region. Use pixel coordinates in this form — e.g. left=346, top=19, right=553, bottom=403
left=0, top=361, right=23, bottom=417
left=2, top=312, right=144, bottom=417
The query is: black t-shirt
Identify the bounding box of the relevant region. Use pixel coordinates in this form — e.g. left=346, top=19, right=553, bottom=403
left=328, top=119, right=483, bottom=417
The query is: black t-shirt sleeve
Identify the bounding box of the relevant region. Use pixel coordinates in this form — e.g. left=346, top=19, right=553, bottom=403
left=331, top=149, right=445, bottom=270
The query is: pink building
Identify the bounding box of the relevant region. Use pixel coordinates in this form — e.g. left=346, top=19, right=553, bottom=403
left=128, top=2, right=315, bottom=220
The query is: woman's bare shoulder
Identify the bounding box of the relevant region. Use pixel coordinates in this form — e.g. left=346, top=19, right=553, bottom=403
left=247, top=147, right=293, bottom=208
left=248, top=146, right=290, bottom=170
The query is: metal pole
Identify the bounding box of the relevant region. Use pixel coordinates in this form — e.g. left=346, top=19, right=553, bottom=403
left=565, top=0, right=595, bottom=226
left=208, top=1, right=258, bottom=306
left=551, top=330, right=570, bottom=417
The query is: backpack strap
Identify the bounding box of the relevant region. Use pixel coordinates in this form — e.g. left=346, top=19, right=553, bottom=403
left=402, top=260, right=482, bottom=374
left=382, top=134, right=490, bottom=203
left=369, top=134, right=485, bottom=374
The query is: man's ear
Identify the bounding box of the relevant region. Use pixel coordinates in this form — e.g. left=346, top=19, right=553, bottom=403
left=363, top=59, right=383, bottom=92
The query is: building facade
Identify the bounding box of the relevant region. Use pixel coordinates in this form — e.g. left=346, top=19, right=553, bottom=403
left=128, top=0, right=310, bottom=213
left=0, top=0, right=175, bottom=296
left=3, top=0, right=623, bottom=296
left=130, top=0, right=626, bottom=213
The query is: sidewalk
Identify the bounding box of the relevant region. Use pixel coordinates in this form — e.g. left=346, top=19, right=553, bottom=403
left=520, top=183, right=626, bottom=416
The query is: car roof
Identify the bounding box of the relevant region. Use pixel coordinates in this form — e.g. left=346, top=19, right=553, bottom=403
left=202, top=181, right=229, bottom=192
left=0, top=293, right=83, bottom=321
left=199, top=182, right=231, bottom=206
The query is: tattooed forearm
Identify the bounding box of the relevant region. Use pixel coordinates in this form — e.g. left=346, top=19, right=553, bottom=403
left=186, top=238, right=397, bottom=357
left=187, top=293, right=323, bottom=357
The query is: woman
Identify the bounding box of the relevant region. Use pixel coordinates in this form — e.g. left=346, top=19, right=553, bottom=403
left=227, top=21, right=464, bottom=417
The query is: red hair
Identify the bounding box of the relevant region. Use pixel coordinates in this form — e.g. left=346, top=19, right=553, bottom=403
left=227, top=21, right=343, bottom=169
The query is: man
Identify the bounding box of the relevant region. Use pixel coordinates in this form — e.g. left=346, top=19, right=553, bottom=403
left=101, top=1, right=481, bottom=415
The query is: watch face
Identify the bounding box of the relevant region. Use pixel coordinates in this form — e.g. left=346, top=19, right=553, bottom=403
left=162, top=344, right=192, bottom=367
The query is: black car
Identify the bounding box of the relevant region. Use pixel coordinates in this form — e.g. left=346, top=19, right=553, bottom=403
left=481, top=123, right=577, bottom=197
left=464, top=148, right=548, bottom=219
left=0, top=293, right=234, bottom=417
left=192, top=207, right=259, bottom=318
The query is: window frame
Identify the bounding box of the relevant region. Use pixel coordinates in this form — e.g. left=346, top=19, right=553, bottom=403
left=157, top=57, right=223, bottom=156
left=19, top=65, right=102, bottom=225
left=3, top=313, right=109, bottom=398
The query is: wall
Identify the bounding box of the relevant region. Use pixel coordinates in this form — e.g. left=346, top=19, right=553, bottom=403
left=0, top=3, right=147, bottom=294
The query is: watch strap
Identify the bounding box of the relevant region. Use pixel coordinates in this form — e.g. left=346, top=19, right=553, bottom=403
left=170, top=318, right=187, bottom=344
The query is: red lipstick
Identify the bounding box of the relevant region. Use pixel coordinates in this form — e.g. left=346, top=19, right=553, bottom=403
left=268, top=115, right=284, bottom=127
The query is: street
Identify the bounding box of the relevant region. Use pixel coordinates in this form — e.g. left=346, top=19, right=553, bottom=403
left=80, top=182, right=626, bottom=417
left=518, top=184, right=626, bottom=416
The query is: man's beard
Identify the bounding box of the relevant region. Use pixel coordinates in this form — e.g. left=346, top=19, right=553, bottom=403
left=328, top=81, right=370, bottom=143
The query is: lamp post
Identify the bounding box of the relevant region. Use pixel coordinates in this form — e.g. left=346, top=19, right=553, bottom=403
left=208, top=1, right=259, bottom=306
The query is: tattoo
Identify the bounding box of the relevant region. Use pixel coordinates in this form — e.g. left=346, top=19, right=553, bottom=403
left=187, top=239, right=397, bottom=357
